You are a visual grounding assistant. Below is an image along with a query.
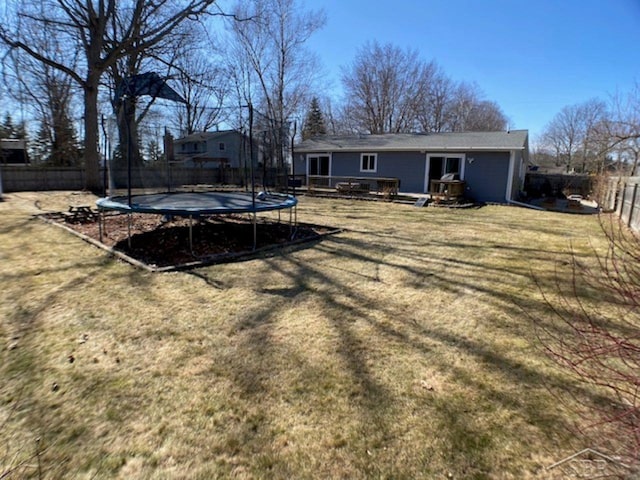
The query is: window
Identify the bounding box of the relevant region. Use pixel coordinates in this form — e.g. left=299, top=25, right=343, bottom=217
left=361, top=153, right=377, bottom=172
left=444, top=157, right=460, bottom=175
left=219, top=142, right=225, bottom=151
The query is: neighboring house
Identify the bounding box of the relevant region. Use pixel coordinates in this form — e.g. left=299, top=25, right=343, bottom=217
left=0, top=139, right=30, bottom=165
left=173, top=130, right=256, bottom=169
left=294, top=130, right=529, bottom=203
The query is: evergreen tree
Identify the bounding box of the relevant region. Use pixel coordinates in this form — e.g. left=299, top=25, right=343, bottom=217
left=145, top=138, right=164, bottom=165
left=31, top=113, right=82, bottom=166
left=14, top=121, right=27, bottom=140
left=31, top=121, right=52, bottom=164
left=302, top=98, right=327, bottom=140
left=50, top=113, right=81, bottom=166
left=0, top=113, right=16, bottom=139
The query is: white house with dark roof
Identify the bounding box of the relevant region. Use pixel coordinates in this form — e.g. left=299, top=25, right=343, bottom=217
left=294, top=130, right=529, bottom=203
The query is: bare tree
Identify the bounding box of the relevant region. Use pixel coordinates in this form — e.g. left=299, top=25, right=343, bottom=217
left=606, top=82, right=640, bottom=175
left=578, top=99, right=609, bottom=173
left=541, top=99, right=608, bottom=173
left=444, top=82, right=508, bottom=132
left=169, top=35, right=229, bottom=135
left=2, top=30, right=82, bottom=166
left=341, top=41, right=436, bottom=134
left=317, top=96, right=345, bottom=135
left=531, top=83, right=640, bottom=470
left=532, top=214, right=640, bottom=468
left=33, top=75, right=82, bottom=166
left=528, top=142, right=558, bottom=170
left=463, top=100, right=508, bottom=132
left=0, top=0, right=220, bottom=190
left=416, top=67, right=454, bottom=133
left=227, top=0, right=325, bottom=171
left=342, top=46, right=507, bottom=135
left=443, top=81, right=478, bottom=133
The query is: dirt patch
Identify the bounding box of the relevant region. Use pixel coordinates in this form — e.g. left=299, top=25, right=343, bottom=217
left=42, top=212, right=337, bottom=270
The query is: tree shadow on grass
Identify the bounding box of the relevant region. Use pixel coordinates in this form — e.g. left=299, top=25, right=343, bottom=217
left=207, top=222, right=623, bottom=470
left=1, top=255, right=122, bottom=479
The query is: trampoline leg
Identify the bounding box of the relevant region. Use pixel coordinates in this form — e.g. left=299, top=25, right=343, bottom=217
left=98, top=210, right=103, bottom=243
left=127, top=214, right=132, bottom=250
left=189, top=215, right=194, bottom=254
left=253, top=212, right=257, bottom=251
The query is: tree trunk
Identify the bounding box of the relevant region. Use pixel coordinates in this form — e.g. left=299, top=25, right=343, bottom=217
left=84, top=81, right=101, bottom=192
left=115, top=97, right=142, bottom=171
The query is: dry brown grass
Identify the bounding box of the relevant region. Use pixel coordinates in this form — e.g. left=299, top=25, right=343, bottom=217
left=0, top=191, right=619, bottom=479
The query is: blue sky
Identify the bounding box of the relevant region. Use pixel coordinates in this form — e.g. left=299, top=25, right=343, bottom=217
left=305, top=0, right=640, bottom=142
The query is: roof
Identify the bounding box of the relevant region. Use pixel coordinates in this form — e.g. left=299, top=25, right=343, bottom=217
left=174, top=130, right=241, bottom=143
left=296, top=130, right=528, bottom=153
left=1, top=139, right=27, bottom=149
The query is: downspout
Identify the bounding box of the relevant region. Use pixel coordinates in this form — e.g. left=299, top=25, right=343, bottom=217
left=505, top=150, right=516, bottom=202
left=507, top=199, right=545, bottom=211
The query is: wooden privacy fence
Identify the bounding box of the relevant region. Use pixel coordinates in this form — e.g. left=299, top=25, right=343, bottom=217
left=524, top=173, right=592, bottom=198
left=600, top=176, right=640, bottom=234
left=616, top=177, right=640, bottom=233
left=1, top=166, right=86, bottom=191
left=0, top=166, right=285, bottom=192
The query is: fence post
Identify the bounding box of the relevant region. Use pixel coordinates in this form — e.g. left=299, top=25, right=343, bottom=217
left=630, top=182, right=639, bottom=229
left=618, top=181, right=627, bottom=219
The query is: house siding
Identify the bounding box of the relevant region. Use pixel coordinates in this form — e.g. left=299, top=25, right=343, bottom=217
left=383, top=153, right=428, bottom=192
left=292, top=153, right=306, bottom=177
left=327, top=150, right=512, bottom=202
left=295, top=131, right=528, bottom=203
left=176, top=132, right=255, bottom=169
left=296, top=148, right=521, bottom=203
left=330, top=151, right=426, bottom=191
left=298, top=151, right=427, bottom=192
left=463, top=152, right=511, bottom=203
left=202, top=133, right=240, bottom=168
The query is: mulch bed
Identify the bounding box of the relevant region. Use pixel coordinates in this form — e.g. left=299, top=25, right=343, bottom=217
left=42, top=211, right=337, bottom=270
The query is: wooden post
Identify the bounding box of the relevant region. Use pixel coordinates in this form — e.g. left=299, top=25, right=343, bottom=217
left=618, top=182, right=627, bottom=218
left=630, top=183, right=639, bottom=228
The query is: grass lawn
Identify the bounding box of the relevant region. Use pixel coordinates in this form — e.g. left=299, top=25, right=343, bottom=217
left=0, top=191, right=617, bottom=479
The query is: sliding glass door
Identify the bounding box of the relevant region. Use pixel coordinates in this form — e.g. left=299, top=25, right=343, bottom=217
left=308, top=155, right=330, bottom=176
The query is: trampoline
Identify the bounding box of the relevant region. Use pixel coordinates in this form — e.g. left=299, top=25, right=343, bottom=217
left=97, top=77, right=300, bottom=257
left=96, top=191, right=297, bottom=215
left=96, top=191, right=298, bottom=251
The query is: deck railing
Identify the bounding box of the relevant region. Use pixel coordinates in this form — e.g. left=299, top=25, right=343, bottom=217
left=307, top=175, right=399, bottom=197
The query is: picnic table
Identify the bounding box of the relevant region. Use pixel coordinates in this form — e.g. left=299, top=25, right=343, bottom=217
left=66, top=205, right=98, bottom=223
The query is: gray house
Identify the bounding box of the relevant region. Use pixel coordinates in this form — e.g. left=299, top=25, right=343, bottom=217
left=0, top=139, right=30, bottom=165
left=173, top=130, right=256, bottom=169
left=294, top=130, right=529, bottom=203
